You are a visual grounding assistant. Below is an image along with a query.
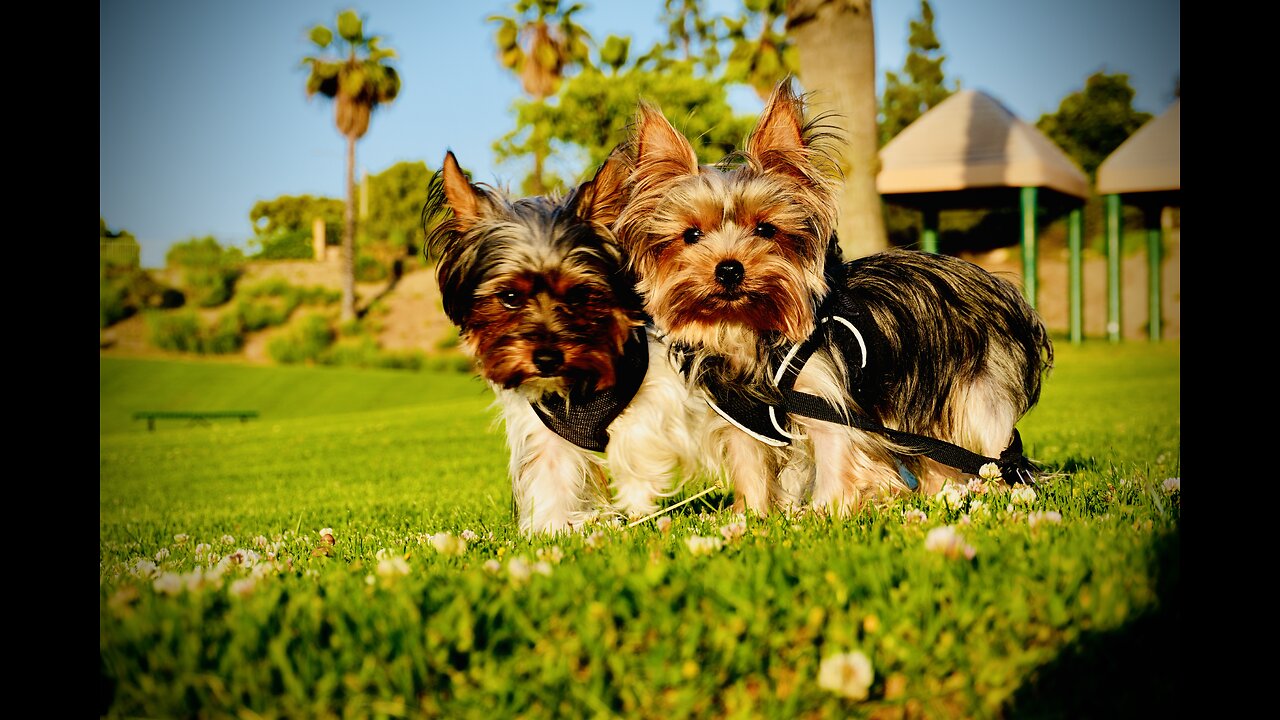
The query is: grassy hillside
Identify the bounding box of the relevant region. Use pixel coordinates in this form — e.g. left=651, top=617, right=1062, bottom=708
left=100, top=357, right=488, bottom=435
left=100, top=343, right=1180, bottom=718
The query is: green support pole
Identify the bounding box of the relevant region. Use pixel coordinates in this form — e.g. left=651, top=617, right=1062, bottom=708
left=921, top=207, right=939, bottom=254
left=1146, top=206, right=1163, bottom=341
left=1106, top=194, right=1122, bottom=343
left=1019, top=187, right=1038, bottom=310
left=1068, top=206, right=1083, bottom=344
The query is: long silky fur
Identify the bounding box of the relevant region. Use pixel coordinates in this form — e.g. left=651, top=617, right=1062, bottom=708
left=612, top=79, right=1055, bottom=515
left=422, top=151, right=713, bottom=533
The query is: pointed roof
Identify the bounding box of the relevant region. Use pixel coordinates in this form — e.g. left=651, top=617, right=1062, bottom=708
left=1096, top=99, right=1179, bottom=195
left=877, top=89, right=1089, bottom=200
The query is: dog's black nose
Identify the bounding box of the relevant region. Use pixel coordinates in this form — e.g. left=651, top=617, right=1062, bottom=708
left=715, top=259, right=745, bottom=288
left=532, top=347, right=564, bottom=374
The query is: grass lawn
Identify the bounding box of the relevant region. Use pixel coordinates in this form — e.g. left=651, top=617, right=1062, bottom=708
left=100, top=342, right=1180, bottom=718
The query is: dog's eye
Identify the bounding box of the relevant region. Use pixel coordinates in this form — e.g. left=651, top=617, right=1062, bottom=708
left=754, top=222, right=777, bottom=239
left=683, top=227, right=703, bottom=244
left=564, top=286, right=595, bottom=306
left=497, top=290, right=523, bottom=309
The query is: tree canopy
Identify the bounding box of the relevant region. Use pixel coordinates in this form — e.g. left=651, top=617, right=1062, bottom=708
left=1037, top=72, right=1153, bottom=180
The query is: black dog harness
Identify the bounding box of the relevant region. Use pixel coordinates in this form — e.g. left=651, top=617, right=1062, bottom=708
left=529, top=327, right=649, bottom=452
left=691, top=291, right=1038, bottom=485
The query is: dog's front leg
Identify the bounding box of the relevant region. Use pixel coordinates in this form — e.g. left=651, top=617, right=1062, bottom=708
left=503, top=399, right=603, bottom=535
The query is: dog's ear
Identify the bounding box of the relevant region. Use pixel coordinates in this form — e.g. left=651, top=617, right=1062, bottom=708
left=440, top=151, right=486, bottom=232
left=746, top=78, right=810, bottom=180
left=632, top=101, right=699, bottom=185
left=573, top=146, right=632, bottom=229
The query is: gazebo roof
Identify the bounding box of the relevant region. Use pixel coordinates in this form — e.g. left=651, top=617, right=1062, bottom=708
left=1096, top=99, right=1180, bottom=195
left=877, top=89, right=1089, bottom=201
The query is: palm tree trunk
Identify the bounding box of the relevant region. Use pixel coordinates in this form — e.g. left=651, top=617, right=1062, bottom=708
left=787, top=0, right=888, bottom=258
left=341, top=133, right=357, bottom=322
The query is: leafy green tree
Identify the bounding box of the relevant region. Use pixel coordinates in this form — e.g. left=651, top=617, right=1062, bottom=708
left=249, top=195, right=344, bottom=238
left=1037, top=72, right=1152, bottom=180
left=879, top=0, right=955, bottom=147
left=490, top=0, right=592, bottom=195
left=303, top=8, right=401, bottom=321
left=724, top=0, right=796, bottom=101
left=364, top=161, right=434, bottom=260
left=499, top=60, right=754, bottom=189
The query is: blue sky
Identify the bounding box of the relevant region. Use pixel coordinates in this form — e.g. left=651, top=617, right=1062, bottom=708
left=100, top=0, right=1180, bottom=268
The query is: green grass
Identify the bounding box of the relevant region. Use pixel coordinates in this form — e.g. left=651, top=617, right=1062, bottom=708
left=100, top=342, right=1179, bottom=718
left=100, top=357, right=487, bottom=435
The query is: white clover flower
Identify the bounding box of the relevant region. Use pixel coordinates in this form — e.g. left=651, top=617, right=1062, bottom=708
left=173, top=534, right=189, bottom=546
left=253, top=535, right=269, bottom=549
left=979, top=463, right=1002, bottom=481
left=1009, top=486, right=1037, bottom=506
left=482, top=559, right=502, bottom=574
left=430, top=532, right=467, bottom=557
left=924, top=525, right=976, bottom=559
left=685, top=535, right=724, bottom=556
left=1028, top=510, right=1063, bottom=528
left=131, top=559, right=158, bottom=578
left=194, top=543, right=211, bottom=559
left=655, top=516, right=672, bottom=534
left=221, top=534, right=235, bottom=546
left=958, top=513, right=972, bottom=526
left=229, top=577, right=257, bottom=597
left=933, top=482, right=968, bottom=508
left=968, top=499, right=990, bottom=520
left=817, top=651, right=874, bottom=700
left=319, top=528, right=336, bottom=546
left=376, top=557, right=410, bottom=578
left=375, top=548, right=397, bottom=561
left=154, top=548, right=170, bottom=563
left=507, top=556, right=532, bottom=584
left=1162, top=477, right=1180, bottom=494
left=966, top=478, right=989, bottom=496
left=584, top=530, right=606, bottom=549
left=153, top=572, right=183, bottom=596
left=533, top=561, right=553, bottom=577
left=460, top=529, right=478, bottom=542
left=720, top=520, right=747, bottom=542
left=535, top=546, right=564, bottom=564
left=903, top=508, right=928, bottom=524
left=182, top=568, right=219, bottom=592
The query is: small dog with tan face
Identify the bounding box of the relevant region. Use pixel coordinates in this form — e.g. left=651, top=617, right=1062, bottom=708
left=612, top=80, right=1053, bottom=517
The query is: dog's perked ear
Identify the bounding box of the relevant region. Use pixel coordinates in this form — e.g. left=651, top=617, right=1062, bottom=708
left=439, top=150, right=490, bottom=232
left=631, top=101, right=700, bottom=187
left=746, top=78, right=811, bottom=182
left=571, top=146, right=632, bottom=230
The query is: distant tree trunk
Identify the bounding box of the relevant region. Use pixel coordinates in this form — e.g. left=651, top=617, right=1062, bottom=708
left=342, top=134, right=357, bottom=322
left=787, top=0, right=887, bottom=258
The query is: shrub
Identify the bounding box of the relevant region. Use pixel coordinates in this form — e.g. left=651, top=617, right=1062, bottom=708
left=267, top=314, right=335, bottom=364
left=166, top=236, right=244, bottom=308
left=319, top=337, right=427, bottom=371
left=147, top=310, right=202, bottom=352
left=355, top=255, right=388, bottom=282
left=101, top=267, right=185, bottom=328
left=251, top=228, right=315, bottom=260
left=201, top=313, right=244, bottom=354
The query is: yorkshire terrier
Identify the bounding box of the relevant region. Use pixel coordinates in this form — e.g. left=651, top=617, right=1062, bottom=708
left=426, top=150, right=705, bottom=534
left=612, top=80, right=1054, bottom=516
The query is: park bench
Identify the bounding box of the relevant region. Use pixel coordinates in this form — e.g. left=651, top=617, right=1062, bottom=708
left=133, top=410, right=259, bottom=431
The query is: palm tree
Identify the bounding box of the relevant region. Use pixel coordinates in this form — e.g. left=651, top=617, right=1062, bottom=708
left=786, top=0, right=888, bottom=257
left=303, top=9, right=400, bottom=322
left=490, top=0, right=591, bottom=195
